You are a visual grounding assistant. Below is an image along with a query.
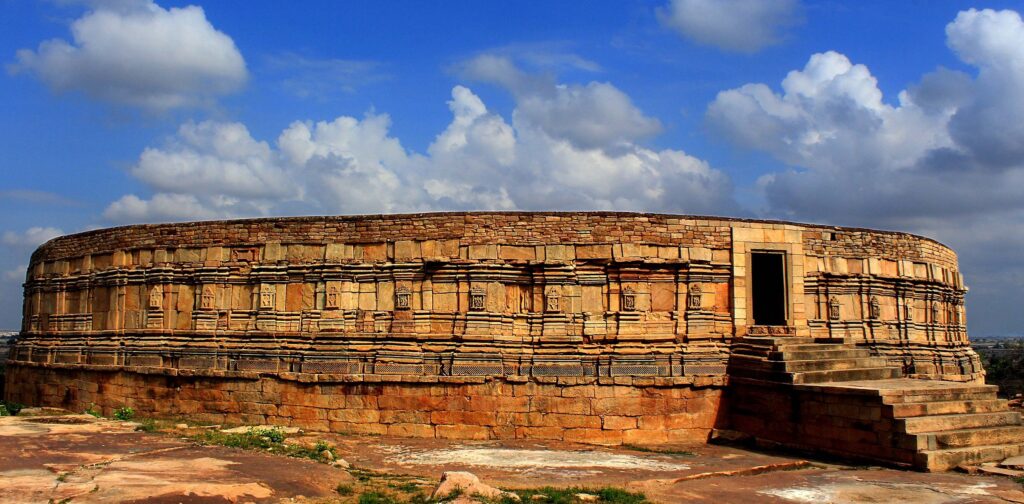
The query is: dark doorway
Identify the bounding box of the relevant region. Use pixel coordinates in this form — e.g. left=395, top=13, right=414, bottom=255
left=752, top=252, right=787, bottom=326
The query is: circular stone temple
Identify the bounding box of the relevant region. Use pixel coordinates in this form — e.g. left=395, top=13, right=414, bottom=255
left=7, top=212, right=1005, bottom=470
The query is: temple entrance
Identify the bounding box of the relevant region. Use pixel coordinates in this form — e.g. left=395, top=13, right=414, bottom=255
left=751, top=251, right=787, bottom=326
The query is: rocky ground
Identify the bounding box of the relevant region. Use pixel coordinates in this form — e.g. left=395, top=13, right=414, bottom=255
left=1, top=409, right=1023, bottom=504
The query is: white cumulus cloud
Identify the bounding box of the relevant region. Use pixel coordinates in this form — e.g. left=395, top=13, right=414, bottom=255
left=460, top=55, right=662, bottom=149
left=103, top=61, right=736, bottom=223
left=1, top=227, right=64, bottom=247
left=9, top=0, right=246, bottom=111
left=658, top=0, right=803, bottom=53
left=705, top=8, right=1024, bottom=335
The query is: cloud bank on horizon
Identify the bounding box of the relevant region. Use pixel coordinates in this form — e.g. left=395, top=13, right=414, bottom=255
left=2, top=1, right=1023, bottom=335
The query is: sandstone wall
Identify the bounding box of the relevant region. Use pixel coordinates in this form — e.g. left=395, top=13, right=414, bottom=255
left=4, top=365, right=725, bottom=445
left=6, top=212, right=981, bottom=441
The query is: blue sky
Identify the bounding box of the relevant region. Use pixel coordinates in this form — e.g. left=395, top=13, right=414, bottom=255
left=1, top=0, right=1023, bottom=335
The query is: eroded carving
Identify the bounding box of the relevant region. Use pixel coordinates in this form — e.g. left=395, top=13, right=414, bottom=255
left=622, top=287, right=636, bottom=312
left=148, top=286, right=162, bottom=310
left=828, top=296, right=840, bottom=321
left=545, top=287, right=560, bottom=313
left=869, top=296, right=880, bottom=320
left=469, top=286, right=486, bottom=311
left=201, top=286, right=215, bottom=310
left=259, top=284, right=275, bottom=310
left=395, top=286, right=411, bottom=310
left=326, top=286, right=339, bottom=309
left=687, top=284, right=702, bottom=311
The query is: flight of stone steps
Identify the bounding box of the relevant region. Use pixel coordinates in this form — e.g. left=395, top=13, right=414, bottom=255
left=729, top=337, right=902, bottom=384
left=727, top=336, right=1024, bottom=471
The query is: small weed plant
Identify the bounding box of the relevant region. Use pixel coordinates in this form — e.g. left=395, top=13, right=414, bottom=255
left=386, top=481, right=421, bottom=494
left=0, top=401, right=24, bottom=416
left=135, top=418, right=158, bottom=432
left=498, top=486, right=649, bottom=504
left=357, top=492, right=399, bottom=504
left=113, top=406, right=135, bottom=421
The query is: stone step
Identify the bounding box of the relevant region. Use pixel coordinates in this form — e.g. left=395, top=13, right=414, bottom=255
left=899, top=411, right=1022, bottom=434
left=772, top=349, right=874, bottom=361
left=916, top=443, right=1024, bottom=472
left=781, top=357, right=891, bottom=373
left=883, top=386, right=1000, bottom=404
left=792, top=367, right=903, bottom=384
left=931, top=425, right=1024, bottom=449
left=890, top=399, right=1009, bottom=418
left=774, top=343, right=853, bottom=353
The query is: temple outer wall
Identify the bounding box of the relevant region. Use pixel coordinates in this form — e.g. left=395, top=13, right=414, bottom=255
left=4, top=212, right=983, bottom=442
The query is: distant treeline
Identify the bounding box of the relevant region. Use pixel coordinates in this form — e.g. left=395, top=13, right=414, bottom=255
left=981, top=339, right=1024, bottom=397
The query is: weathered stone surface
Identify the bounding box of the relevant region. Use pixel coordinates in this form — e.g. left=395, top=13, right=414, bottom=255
left=431, top=471, right=518, bottom=501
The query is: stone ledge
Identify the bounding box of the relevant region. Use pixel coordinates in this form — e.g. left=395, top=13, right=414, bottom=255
left=4, top=360, right=727, bottom=388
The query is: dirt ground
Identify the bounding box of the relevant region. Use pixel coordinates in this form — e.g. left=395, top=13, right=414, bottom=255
left=2, top=410, right=1023, bottom=504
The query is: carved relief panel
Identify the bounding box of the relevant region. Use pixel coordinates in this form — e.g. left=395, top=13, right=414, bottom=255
left=148, top=286, right=162, bottom=310
left=687, top=284, right=702, bottom=311
left=868, top=296, right=880, bottom=320
left=201, top=286, right=216, bottom=310
left=621, top=287, right=636, bottom=312
left=326, top=286, right=339, bottom=309
left=545, top=287, right=560, bottom=313
left=828, top=296, right=840, bottom=320
left=469, top=286, right=486, bottom=311
left=395, top=286, right=411, bottom=310
left=259, top=284, right=275, bottom=310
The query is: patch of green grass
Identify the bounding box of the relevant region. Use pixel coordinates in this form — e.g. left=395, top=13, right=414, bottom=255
left=502, top=486, right=649, bottom=504
left=387, top=481, right=421, bottom=493
left=135, top=418, right=158, bottom=432
left=349, top=467, right=389, bottom=483
left=404, top=493, right=431, bottom=504
left=188, top=427, right=339, bottom=464
left=622, top=444, right=695, bottom=457
left=1015, top=476, right=1024, bottom=486
left=336, top=483, right=355, bottom=496
left=113, top=406, right=135, bottom=421
left=55, top=473, right=68, bottom=483
left=357, top=491, right=399, bottom=504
